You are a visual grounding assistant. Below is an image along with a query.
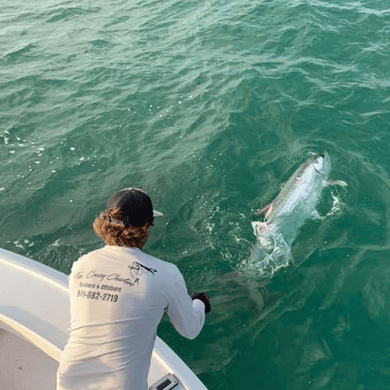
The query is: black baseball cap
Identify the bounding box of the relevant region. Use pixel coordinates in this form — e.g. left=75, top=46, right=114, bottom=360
left=106, top=188, right=163, bottom=227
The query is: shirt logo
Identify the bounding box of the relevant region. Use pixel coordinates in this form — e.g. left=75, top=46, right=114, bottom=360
left=128, top=261, right=158, bottom=277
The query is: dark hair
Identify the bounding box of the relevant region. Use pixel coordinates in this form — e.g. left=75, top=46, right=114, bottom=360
left=93, top=208, right=152, bottom=248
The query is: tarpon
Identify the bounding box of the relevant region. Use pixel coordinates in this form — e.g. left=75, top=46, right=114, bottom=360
left=250, top=152, right=346, bottom=276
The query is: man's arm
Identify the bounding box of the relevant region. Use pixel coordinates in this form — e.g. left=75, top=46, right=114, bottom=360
left=164, top=266, right=206, bottom=340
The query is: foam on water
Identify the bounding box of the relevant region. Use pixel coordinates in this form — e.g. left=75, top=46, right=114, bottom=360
left=241, top=225, right=292, bottom=278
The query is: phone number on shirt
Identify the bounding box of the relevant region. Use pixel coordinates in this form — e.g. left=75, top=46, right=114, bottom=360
left=77, top=290, right=118, bottom=303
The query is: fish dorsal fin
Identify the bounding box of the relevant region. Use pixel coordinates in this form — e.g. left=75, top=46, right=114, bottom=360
left=256, top=202, right=274, bottom=220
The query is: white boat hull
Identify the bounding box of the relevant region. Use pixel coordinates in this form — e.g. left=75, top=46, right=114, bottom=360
left=0, top=248, right=207, bottom=390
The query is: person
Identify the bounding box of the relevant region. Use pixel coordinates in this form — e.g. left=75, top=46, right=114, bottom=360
left=57, top=188, right=211, bottom=390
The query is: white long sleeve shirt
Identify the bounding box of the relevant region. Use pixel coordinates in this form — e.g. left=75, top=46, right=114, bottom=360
left=57, top=245, right=205, bottom=390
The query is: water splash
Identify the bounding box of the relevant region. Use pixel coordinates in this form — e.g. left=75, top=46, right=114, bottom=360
left=237, top=223, right=292, bottom=278
left=327, top=190, right=343, bottom=217
left=242, top=188, right=347, bottom=279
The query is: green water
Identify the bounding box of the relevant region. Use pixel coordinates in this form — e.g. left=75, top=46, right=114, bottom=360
left=2, top=0, right=390, bottom=388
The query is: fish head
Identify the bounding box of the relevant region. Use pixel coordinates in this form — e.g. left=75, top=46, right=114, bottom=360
left=310, top=152, right=331, bottom=178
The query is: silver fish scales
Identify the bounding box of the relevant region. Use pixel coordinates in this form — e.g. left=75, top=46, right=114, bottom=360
left=249, top=153, right=334, bottom=277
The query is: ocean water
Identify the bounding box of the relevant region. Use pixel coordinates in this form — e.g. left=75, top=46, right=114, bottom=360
left=2, top=0, right=390, bottom=388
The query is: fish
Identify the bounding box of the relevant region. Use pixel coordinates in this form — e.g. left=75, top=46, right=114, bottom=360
left=250, top=152, right=346, bottom=276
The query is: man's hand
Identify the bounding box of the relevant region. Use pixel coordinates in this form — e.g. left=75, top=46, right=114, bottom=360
left=191, top=292, right=211, bottom=314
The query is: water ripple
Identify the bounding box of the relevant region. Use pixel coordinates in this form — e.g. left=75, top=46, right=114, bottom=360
left=2, top=0, right=390, bottom=388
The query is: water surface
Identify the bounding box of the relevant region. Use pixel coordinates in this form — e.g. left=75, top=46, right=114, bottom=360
left=2, top=0, right=390, bottom=388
